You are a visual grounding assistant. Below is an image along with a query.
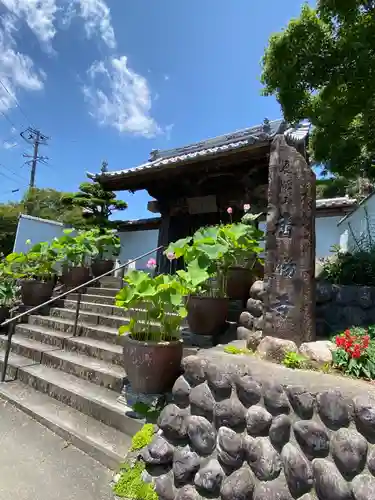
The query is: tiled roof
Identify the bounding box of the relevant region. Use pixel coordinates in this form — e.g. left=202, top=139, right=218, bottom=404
left=316, top=197, right=357, bottom=209
left=91, top=119, right=311, bottom=182
left=19, top=214, right=64, bottom=227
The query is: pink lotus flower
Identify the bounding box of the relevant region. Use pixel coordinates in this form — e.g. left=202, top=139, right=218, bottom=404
left=244, top=204, right=251, bottom=212
left=147, top=258, right=157, bottom=269
left=227, top=207, right=233, bottom=214
left=166, top=251, right=176, bottom=261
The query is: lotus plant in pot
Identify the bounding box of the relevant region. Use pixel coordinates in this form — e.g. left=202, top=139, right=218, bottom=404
left=88, top=227, right=121, bottom=278
left=5, top=241, right=58, bottom=307
left=166, top=226, right=231, bottom=336
left=115, top=269, right=189, bottom=394
left=221, top=206, right=264, bottom=301
left=0, top=263, right=19, bottom=325
left=53, top=229, right=96, bottom=288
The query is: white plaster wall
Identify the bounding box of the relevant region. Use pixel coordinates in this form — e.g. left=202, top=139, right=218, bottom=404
left=258, top=216, right=341, bottom=259
left=13, top=215, right=65, bottom=254
left=339, top=195, right=375, bottom=252
left=315, top=216, right=342, bottom=258
left=118, top=229, right=159, bottom=270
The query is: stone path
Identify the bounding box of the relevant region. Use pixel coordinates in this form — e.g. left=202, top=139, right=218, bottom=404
left=0, top=400, right=115, bottom=500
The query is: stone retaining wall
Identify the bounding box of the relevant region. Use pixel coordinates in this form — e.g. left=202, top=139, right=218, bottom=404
left=316, top=281, right=375, bottom=336
left=239, top=280, right=375, bottom=339
left=140, top=349, right=375, bottom=500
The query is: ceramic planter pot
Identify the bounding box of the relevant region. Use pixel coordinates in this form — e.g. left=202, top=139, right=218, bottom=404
left=20, top=279, right=55, bottom=307
left=0, top=306, right=10, bottom=326
left=91, top=259, right=114, bottom=278
left=226, top=267, right=255, bottom=301
left=122, top=334, right=183, bottom=394
left=186, top=295, right=229, bottom=335
left=62, top=266, right=91, bottom=288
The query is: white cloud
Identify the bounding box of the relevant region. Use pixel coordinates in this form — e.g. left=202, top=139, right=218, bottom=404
left=1, top=0, right=58, bottom=45
left=83, top=56, right=161, bottom=137
left=75, top=0, right=116, bottom=49
left=2, top=0, right=115, bottom=49
left=0, top=14, right=45, bottom=113
left=3, top=140, right=18, bottom=149
left=164, top=75, right=170, bottom=81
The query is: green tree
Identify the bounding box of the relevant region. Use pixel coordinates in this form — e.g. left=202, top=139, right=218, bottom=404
left=0, top=188, right=88, bottom=256
left=23, top=188, right=87, bottom=228
left=261, top=1, right=375, bottom=179
left=0, top=202, right=22, bottom=257
left=61, top=161, right=128, bottom=228
left=316, top=176, right=374, bottom=200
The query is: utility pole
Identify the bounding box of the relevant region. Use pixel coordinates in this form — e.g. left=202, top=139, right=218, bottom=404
left=21, top=127, right=49, bottom=188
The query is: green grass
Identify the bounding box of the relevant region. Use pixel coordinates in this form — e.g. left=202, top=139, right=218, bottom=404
left=224, top=345, right=253, bottom=355
left=113, top=461, right=158, bottom=500
left=282, top=351, right=308, bottom=369
left=130, top=424, right=155, bottom=452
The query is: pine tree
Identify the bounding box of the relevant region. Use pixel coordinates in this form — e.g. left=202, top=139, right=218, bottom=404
left=61, top=161, right=127, bottom=228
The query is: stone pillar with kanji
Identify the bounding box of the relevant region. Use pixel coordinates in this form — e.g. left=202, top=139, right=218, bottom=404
left=263, top=134, right=316, bottom=344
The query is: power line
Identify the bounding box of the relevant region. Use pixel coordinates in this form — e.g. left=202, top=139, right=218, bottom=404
left=0, top=78, right=32, bottom=126
left=0, top=108, right=19, bottom=130
left=0, top=162, right=28, bottom=183
left=0, top=169, right=23, bottom=185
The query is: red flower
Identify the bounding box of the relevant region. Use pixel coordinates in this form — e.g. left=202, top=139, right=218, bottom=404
left=362, top=335, right=370, bottom=349
left=336, top=336, right=345, bottom=347
left=352, top=344, right=362, bottom=359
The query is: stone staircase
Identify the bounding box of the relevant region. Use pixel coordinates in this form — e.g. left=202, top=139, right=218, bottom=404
left=0, top=278, right=198, bottom=469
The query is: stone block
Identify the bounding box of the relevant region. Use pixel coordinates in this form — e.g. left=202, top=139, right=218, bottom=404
left=299, top=340, right=334, bottom=365
left=257, top=336, right=298, bottom=363
left=249, top=280, right=264, bottom=300
left=246, top=297, right=263, bottom=317
left=316, top=280, right=334, bottom=303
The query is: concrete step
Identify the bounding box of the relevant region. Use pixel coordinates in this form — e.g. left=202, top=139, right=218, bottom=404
left=86, top=287, right=120, bottom=297
left=0, top=380, right=131, bottom=469
left=68, top=293, right=116, bottom=305
left=64, top=299, right=129, bottom=318
left=15, top=323, right=75, bottom=348
left=15, top=323, right=123, bottom=366
left=0, top=349, right=37, bottom=380
left=41, top=349, right=125, bottom=392
left=50, top=307, right=162, bottom=332
left=0, top=333, right=125, bottom=390
left=65, top=336, right=123, bottom=366
left=27, top=315, right=124, bottom=346
left=99, top=276, right=123, bottom=289
left=17, top=362, right=142, bottom=435
left=63, top=299, right=185, bottom=322
left=0, top=334, right=60, bottom=362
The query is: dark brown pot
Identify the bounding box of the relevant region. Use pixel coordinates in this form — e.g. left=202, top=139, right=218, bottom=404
left=186, top=295, right=229, bottom=335
left=91, top=259, right=114, bottom=278
left=123, top=334, right=183, bottom=394
left=20, top=280, right=55, bottom=307
left=0, top=306, right=10, bottom=325
left=62, top=266, right=91, bottom=288
left=226, top=267, right=255, bottom=301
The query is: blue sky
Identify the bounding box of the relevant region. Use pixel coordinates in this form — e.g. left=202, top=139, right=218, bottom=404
left=0, top=0, right=308, bottom=219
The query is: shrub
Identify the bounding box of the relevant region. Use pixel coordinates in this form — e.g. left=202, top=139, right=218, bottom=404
left=320, top=247, right=375, bottom=286
left=130, top=424, right=155, bottom=452
left=113, top=461, right=157, bottom=500
left=332, top=328, right=375, bottom=379
left=223, top=345, right=253, bottom=355
left=282, top=351, right=308, bottom=369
